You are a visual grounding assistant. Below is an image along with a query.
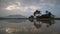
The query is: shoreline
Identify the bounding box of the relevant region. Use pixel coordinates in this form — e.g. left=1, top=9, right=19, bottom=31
left=0, top=18, right=60, bottom=20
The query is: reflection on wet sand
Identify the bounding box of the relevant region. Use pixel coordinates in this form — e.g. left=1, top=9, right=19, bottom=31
left=0, top=19, right=60, bottom=34
left=0, top=27, right=42, bottom=34
left=0, top=27, right=29, bottom=34
left=29, top=19, right=55, bottom=29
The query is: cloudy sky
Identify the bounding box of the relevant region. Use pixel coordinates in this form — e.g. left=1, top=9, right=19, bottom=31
left=0, top=0, right=60, bottom=17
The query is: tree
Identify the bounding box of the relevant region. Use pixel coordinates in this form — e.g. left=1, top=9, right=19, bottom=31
left=34, top=10, right=41, bottom=16
left=29, top=15, right=34, bottom=19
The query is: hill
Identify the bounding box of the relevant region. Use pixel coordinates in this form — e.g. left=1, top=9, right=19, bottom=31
left=1, top=15, right=26, bottom=18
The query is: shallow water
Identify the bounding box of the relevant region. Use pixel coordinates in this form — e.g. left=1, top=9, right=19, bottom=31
left=0, top=19, right=60, bottom=34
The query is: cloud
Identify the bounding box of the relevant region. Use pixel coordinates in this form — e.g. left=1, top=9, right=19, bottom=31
left=0, top=0, right=60, bottom=17
left=5, top=5, right=23, bottom=11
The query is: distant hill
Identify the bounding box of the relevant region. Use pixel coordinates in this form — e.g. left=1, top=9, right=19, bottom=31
left=1, top=15, right=26, bottom=18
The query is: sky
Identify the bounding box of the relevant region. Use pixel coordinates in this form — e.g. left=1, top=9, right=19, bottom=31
left=0, top=0, right=60, bottom=17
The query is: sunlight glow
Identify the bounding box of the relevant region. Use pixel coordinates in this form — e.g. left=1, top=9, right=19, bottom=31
left=5, top=5, right=28, bottom=11
left=5, top=5, right=16, bottom=10
left=5, top=4, right=38, bottom=12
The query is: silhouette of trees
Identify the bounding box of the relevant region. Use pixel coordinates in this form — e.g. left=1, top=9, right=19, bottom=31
left=29, top=15, right=34, bottom=19
left=29, top=10, right=54, bottom=19
left=28, top=10, right=55, bottom=29
left=34, top=10, right=41, bottom=16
